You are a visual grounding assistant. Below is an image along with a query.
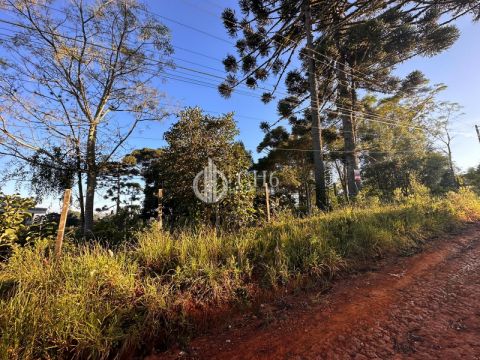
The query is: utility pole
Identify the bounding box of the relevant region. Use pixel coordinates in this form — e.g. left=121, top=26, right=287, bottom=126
left=476, top=125, right=480, bottom=144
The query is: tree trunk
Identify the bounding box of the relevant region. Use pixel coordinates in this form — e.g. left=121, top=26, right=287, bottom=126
left=446, top=138, right=459, bottom=188
left=76, top=143, right=85, bottom=230
left=304, top=0, right=328, bottom=211
left=84, top=125, right=97, bottom=233
left=77, top=171, right=85, bottom=227
left=334, top=159, right=349, bottom=202
left=337, top=59, right=360, bottom=198
left=305, top=180, right=312, bottom=215
left=84, top=171, right=96, bottom=233
left=116, top=171, right=121, bottom=214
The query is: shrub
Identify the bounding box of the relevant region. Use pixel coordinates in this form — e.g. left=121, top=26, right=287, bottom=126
left=92, top=208, right=144, bottom=246
left=0, top=194, right=36, bottom=258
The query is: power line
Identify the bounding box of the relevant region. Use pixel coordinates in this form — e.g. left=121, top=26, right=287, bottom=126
left=1, top=53, right=470, bottom=138
left=139, top=2, right=435, bottom=139
left=179, top=0, right=382, bottom=87
left=267, top=147, right=430, bottom=155
left=0, top=5, right=291, bottom=94
left=6, top=0, right=468, bottom=124
left=148, top=13, right=233, bottom=45
left=0, top=4, right=389, bottom=113
left=0, top=16, right=472, bottom=138
left=0, top=22, right=294, bottom=99
left=0, top=30, right=271, bottom=101
left=134, top=0, right=477, bottom=141
left=0, top=29, right=316, bottom=115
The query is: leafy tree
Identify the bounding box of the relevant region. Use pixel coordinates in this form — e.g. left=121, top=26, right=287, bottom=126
left=219, top=0, right=476, bottom=205
left=130, top=108, right=255, bottom=228
left=254, top=113, right=339, bottom=214
left=359, top=81, right=458, bottom=198
left=284, top=2, right=463, bottom=197
left=92, top=207, right=143, bottom=245
left=426, top=101, right=464, bottom=188
left=129, top=148, right=164, bottom=219
left=0, top=0, right=172, bottom=232
left=219, top=0, right=335, bottom=210
left=161, top=107, right=255, bottom=227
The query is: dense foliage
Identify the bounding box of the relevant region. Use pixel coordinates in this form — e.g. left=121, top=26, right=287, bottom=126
left=130, top=107, right=257, bottom=229
left=464, top=165, right=480, bottom=195
left=0, top=194, right=35, bottom=257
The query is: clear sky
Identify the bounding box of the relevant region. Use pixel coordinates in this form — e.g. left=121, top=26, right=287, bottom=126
left=1, top=0, right=480, bottom=209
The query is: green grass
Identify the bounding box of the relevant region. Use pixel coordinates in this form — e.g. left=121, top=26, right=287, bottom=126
left=1, top=189, right=480, bottom=359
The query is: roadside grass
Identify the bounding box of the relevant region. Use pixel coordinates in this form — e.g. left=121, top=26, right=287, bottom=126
left=1, top=189, right=479, bottom=359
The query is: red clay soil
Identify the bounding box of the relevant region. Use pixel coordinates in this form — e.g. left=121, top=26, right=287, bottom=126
left=148, top=223, right=480, bottom=360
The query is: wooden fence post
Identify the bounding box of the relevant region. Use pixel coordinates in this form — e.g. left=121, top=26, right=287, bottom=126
left=264, top=182, right=271, bottom=222
left=157, top=189, right=163, bottom=230
left=55, top=189, right=71, bottom=258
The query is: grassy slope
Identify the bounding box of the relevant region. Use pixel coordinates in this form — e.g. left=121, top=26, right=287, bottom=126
left=1, top=190, right=480, bottom=359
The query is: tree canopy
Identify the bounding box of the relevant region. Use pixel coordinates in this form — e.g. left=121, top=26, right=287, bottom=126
left=0, top=0, right=172, bottom=232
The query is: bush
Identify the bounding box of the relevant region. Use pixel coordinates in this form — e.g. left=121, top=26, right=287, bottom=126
left=0, top=194, right=36, bottom=258
left=92, top=208, right=144, bottom=246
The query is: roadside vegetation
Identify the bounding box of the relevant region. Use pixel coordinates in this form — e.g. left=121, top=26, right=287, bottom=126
left=1, top=187, right=480, bottom=359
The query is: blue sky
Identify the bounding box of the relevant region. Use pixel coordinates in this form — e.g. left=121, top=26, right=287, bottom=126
left=1, top=0, right=480, bottom=209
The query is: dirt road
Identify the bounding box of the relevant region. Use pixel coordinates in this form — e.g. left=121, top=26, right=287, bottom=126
left=153, top=224, right=480, bottom=360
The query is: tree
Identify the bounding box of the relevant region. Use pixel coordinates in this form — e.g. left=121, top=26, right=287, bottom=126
left=97, top=157, right=141, bottom=214
left=426, top=101, right=463, bottom=188
left=131, top=108, right=255, bottom=228
left=219, top=0, right=337, bottom=210
left=289, top=2, right=461, bottom=197
left=0, top=0, right=172, bottom=232
left=334, top=0, right=480, bottom=194
left=128, top=148, right=164, bottom=219
left=463, top=165, right=480, bottom=195
left=254, top=112, right=339, bottom=214
left=359, top=81, right=458, bottom=198
left=0, top=193, right=35, bottom=257
left=162, top=107, right=254, bottom=227
left=218, top=0, right=476, bottom=205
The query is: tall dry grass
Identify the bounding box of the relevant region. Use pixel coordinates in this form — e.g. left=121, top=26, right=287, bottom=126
left=1, top=189, right=479, bottom=359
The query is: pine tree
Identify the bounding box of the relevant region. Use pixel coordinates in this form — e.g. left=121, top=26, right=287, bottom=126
left=219, top=0, right=335, bottom=210
left=219, top=0, right=474, bottom=204
left=97, top=158, right=141, bottom=214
